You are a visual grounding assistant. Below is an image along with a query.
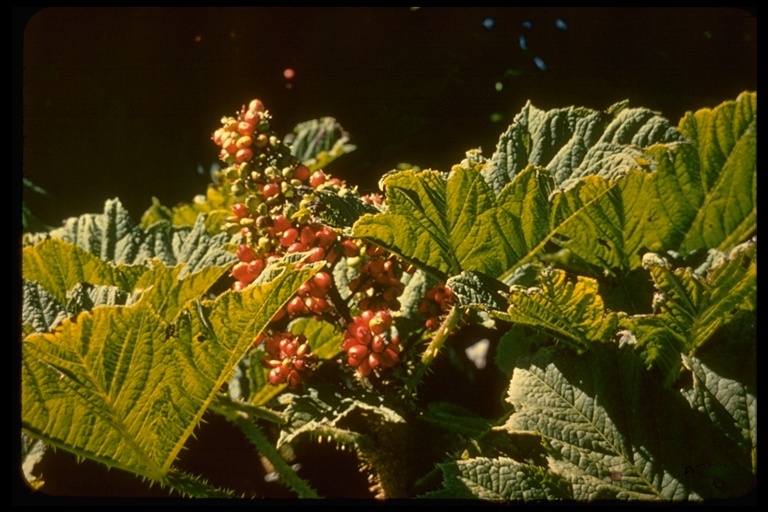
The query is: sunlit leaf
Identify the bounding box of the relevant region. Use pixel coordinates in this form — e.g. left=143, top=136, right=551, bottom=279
left=22, top=258, right=321, bottom=493
left=499, top=268, right=620, bottom=351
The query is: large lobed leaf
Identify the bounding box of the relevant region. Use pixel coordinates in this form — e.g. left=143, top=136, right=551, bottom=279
left=290, top=117, right=356, bottom=171
left=31, top=198, right=237, bottom=276
left=22, top=258, right=322, bottom=490
left=353, top=94, right=755, bottom=280
left=504, top=346, right=755, bottom=501
left=353, top=164, right=553, bottom=279
left=483, top=100, right=682, bottom=194
left=553, top=91, right=756, bottom=270
left=22, top=238, right=148, bottom=305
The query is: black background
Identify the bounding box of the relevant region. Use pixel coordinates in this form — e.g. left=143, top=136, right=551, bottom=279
left=19, top=7, right=757, bottom=227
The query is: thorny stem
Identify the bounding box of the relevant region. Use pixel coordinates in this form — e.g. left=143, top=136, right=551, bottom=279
left=405, top=304, right=464, bottom=394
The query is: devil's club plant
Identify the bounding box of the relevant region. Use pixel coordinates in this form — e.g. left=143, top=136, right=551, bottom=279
left=21, top=92, right=756, bottom=501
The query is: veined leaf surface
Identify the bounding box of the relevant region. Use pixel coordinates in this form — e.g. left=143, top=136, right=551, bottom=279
left=483, top=100, right=681, bottom=194
left=423, top=457, right=571, bottom=501
left=353, top=165, right=552, bottom=279
left=28, top=198, right=236, bottom=276
left=504, top=347, right=755, bottom=500
left=22, top=259, right=322, bottom=487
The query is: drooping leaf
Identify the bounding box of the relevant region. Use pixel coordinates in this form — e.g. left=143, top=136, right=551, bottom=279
left=290, top=117, right=356, bottom=171
left=623, top=238, right=756, bottom=384
left=423, top=457, right=572, bottom=501
left=497, top=268, right=620, bottom=351
left=21, top=432, right=46, bottom=490
left=504, top=346, right=755, bottom=500
left=276, top=387, right=404, bottom=451
left=22, top=258, right=321, bottom=493
left=445, top=271, right=508, bottom=312
left=22, top=281, right=69, bottom=334
left=483, top=100, right=682, bottom=194
left=41, top=198, right=237, bottom=276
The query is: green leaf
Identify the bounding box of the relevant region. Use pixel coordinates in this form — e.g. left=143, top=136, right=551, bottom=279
left=682, top=355, right=756, bottom=475
left=678, top=91, right=756, bottom=253
left=419, top=402, right=494, bottom=438
left=140, top=185, right=234, bottom=233
left=22, top=258, right=321, bottom=488
left=494, top=324, right=549, bottom=377
left=483, top=100, right=681, bottom=194
left=445, top=271, right=508, bottom=312
left=424, top=457, right=572, bottom=501
left=498, top=268, right=619, bottom=351
left=44, top=198, right=237, bottom=275
left=290, top=117, right=356, bottom=171
left=504, top=346, right=755, bottom=500
left=312, top=188, right=380, bottom=229
left=354, top=165, right=552, bottom=279
left=624, top=239, right=756, bottom=382
left=22, top=238, right=147, bottom=304
left=276, top=387, right=403, bottom=450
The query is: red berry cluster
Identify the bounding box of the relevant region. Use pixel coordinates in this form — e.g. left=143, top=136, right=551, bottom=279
left=258, top=332, right=317, bottom=389
left=418, top=283, right=457, bottom=331
left=211, top=99, right=411, bottom=387
left=348, top=244, right=406, bottom=312
left=342, top=310, right=401, bottom=378
left=285, top=270, right=334, bottom=318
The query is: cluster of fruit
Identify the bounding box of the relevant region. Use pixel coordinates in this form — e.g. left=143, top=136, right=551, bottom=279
left=342, top=309, right=401, bottom=377
left=213, top=99, right=411, bottom=388
left=258, top=332, right=318, bottom=389
left=417, top=283, right=457, bottom=331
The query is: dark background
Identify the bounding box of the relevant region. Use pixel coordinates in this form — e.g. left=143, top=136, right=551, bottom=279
left=19, top=7, right=757, bottom=228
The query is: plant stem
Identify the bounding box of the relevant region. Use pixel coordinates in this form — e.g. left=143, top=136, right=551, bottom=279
left=405, top=305, right=464, bottom=394
left=231, top=415, right=321, bottom=499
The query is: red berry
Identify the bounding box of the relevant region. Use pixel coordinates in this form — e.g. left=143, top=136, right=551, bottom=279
left=237, top=121, right=255, bottom=136
left=340, top=239, right=360, bottom=257
left=306, top=246, right=325, bottom=263
left=280, top=228, right=299, bottom=247
left=232, top=203, right=249, bottom=219
left=309, top=170, right=326, bottom=189
left=248, top=99, right=265, bottom=113
left=300, top=226, right=316, bottom=246
left=272, top=214, right=292, bottom=233
left=312, top=271, right=332, bottom=290
left=262, top=182, right=280, bottom=198
left=293, top=164, right=310, bottom=182
left=236, top=148, right=253, bottom=163
left=236, top=244, right=258, bottom=263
